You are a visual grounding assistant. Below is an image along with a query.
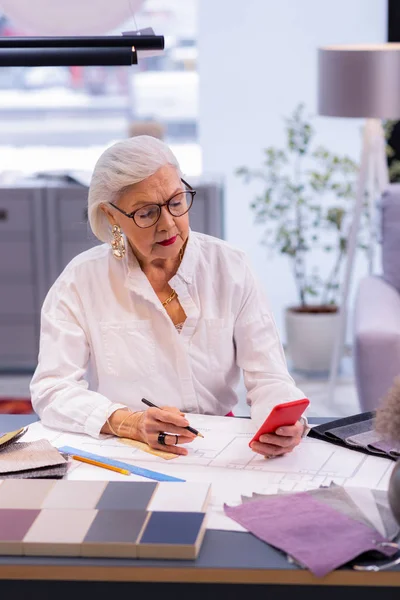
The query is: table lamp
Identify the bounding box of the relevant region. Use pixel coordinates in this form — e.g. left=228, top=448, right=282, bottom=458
left=0, top=0, right=143, bottom=36
left=317, top=44, right=400, bottom=401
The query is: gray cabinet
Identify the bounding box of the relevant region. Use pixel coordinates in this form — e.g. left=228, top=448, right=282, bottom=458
left=0, top=178, right=224, bottom=371
left=46, top=183, right=100, bottom=285
left=0, top=183, right=47, bottom=370
left=187, top=176, right=224, bottom=241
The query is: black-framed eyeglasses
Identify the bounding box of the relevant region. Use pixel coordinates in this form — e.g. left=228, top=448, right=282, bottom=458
left=109, top=178, right=196, bottom=229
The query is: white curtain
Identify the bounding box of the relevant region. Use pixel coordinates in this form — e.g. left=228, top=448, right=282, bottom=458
left=0, top=0, right=144, bottom=35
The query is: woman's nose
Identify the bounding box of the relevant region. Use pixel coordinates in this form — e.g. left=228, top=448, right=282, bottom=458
left=158, top=204, right=175, bottom=228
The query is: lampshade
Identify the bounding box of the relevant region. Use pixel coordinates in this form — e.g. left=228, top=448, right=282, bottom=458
left=0, top=0, right=143, bottom=35
left=318, top=44, right=400, bottom=119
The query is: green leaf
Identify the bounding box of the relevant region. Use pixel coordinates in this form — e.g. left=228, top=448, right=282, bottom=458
left=304, top=286, right=318, bottom=296
left=234, top=101, right=364, bottom=306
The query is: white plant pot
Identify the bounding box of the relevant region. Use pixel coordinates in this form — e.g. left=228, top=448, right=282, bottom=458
left=285, top=308, right=339, bottom=374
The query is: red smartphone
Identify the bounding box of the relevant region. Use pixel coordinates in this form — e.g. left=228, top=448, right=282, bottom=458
left=249, top=398, right=310, bottom=446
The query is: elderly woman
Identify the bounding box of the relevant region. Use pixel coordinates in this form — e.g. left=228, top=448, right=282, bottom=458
left=30, top=135, right=309, bottom=458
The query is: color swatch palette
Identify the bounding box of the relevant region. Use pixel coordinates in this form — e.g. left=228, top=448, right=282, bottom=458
left=0, top=480, right=210, bottom=560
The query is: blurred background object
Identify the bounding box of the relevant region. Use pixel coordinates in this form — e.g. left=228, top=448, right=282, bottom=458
left=128, top=120, right=165, bottom=139
left=0, top=0, right=399, bottom=423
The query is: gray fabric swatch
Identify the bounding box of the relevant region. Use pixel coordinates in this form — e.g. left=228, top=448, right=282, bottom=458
left=346, top=430, right=386, bottom=452
left=307, top=486, right=375, bottom=529
left=371, top=489, right=400, bottom=541
left=371, top=440, right=400, bottom=458
left=326, top=419, right=374, bottom=442
left=0, top=439, right=66, bottom=474
left=309, top=413, right=397, bottom=461
left=224, top=492, right=393, bottom=577
left=346, top=430, right=400, bottom=458
left=241, top=495, right=254, bottom=503
left=246, top=487, right=375, bottom=528
left=0, top=462, right=68, bottom=479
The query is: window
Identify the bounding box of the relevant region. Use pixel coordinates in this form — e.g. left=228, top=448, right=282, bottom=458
left=0, top=0, right=200, bottom=178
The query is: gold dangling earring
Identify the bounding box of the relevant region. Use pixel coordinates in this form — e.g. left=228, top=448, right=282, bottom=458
left=111, top=224, right=126, bottom=259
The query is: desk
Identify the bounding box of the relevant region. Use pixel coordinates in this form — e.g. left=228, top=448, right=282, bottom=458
left=0, top=414, right=399, bottom=599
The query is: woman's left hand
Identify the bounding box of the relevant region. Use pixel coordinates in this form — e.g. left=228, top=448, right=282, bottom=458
left=250, top=421, right=304, bottom=458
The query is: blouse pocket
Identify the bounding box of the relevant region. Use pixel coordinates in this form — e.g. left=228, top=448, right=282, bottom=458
left=205, top=316, right=235, bottom=372
left=99, top=320, right=156, bottom=380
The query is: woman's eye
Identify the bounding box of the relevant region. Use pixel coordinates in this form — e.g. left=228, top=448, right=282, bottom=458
left=138, top=207, right=158, bottom=219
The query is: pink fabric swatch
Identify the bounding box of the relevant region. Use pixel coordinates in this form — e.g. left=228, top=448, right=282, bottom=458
left=224, top=492, right=392, bottom=577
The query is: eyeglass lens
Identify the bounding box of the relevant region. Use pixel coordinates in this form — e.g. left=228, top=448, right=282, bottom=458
left=134, top=191, right=193, bottom=227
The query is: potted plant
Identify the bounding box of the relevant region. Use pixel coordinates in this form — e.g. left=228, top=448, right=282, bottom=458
left=375, top=376, right=400, bottom=525
left=236, top=103, right=365, bottom=373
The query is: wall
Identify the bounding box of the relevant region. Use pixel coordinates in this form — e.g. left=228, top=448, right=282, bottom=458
left=198, top=0, right=387, bottom=342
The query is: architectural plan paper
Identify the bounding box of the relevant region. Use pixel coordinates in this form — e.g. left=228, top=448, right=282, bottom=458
left=24, top=417, right=395, bottom=532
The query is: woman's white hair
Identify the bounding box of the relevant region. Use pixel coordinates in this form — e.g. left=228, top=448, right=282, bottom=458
left=88, top=135, right=181, bottom=242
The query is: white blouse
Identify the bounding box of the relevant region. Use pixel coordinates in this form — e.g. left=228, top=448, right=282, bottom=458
left=30, top=230, right=307, bottom=438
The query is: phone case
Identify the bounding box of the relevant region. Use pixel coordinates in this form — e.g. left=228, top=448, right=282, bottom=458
left=249, top=398, right=310, bottom=446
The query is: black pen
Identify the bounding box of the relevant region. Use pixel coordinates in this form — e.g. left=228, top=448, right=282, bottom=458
left=141, top=398, right=204, bottom=438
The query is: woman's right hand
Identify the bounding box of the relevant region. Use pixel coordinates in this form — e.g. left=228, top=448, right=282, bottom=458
left=105, top=406, right=196, bottom=456
left=137, top=406, right=196, bottom=455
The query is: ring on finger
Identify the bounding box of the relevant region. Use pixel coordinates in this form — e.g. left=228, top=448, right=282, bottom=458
left=158, top=432, right=167, bottom=446
left=175, top=435, right=179, bottom=445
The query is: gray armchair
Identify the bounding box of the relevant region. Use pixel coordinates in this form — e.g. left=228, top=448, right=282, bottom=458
left=354, top=185, right=400, bottom=411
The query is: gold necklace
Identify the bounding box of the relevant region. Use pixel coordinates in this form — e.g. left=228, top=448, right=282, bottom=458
left=161, top=243, right=186, bottom=308
left=162, top=289, right=177, bottom=307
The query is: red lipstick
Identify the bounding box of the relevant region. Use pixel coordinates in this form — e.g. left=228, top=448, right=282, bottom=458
left=157, top=235, right=177, bottom=247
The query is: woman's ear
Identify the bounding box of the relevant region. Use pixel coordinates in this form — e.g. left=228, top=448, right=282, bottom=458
left=100, top=203, right=116, bottom=226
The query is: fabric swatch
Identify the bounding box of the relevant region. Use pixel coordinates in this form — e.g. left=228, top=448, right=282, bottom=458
left=243, top=487, right=376, bottom=529
left=371, top=440, right=400, bottom=458
left=309, top=412, right=398, bottom=461
left=0, top=463, right=68, bottom=479
left=309, top=412, right=375, bottom=441
left=243, top=484, right=400, bottom=543
left=371, top=489, right=400, bottom=541
left=0, top=428, right=27, bottom=451
left=308, top=486, right=376, bottom=528
left=344, top=487, right=386, bottom=537
left=346, top=429, right=384, bottom=450
left=326, top=419, right=374, bottom=443
left=0, top=440, right=66, bottom=474
left=346, top=430, right=388, bottom=454
left=345, top=430, right=400, bottom=458
left=224, top=492, right=393, bottom=577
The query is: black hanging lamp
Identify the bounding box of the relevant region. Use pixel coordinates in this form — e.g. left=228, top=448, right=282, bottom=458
left=0, top=34, right=164, bottom=66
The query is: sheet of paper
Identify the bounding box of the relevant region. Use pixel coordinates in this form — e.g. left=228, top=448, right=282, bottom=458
left=23, top=418, right=395, bottom=532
